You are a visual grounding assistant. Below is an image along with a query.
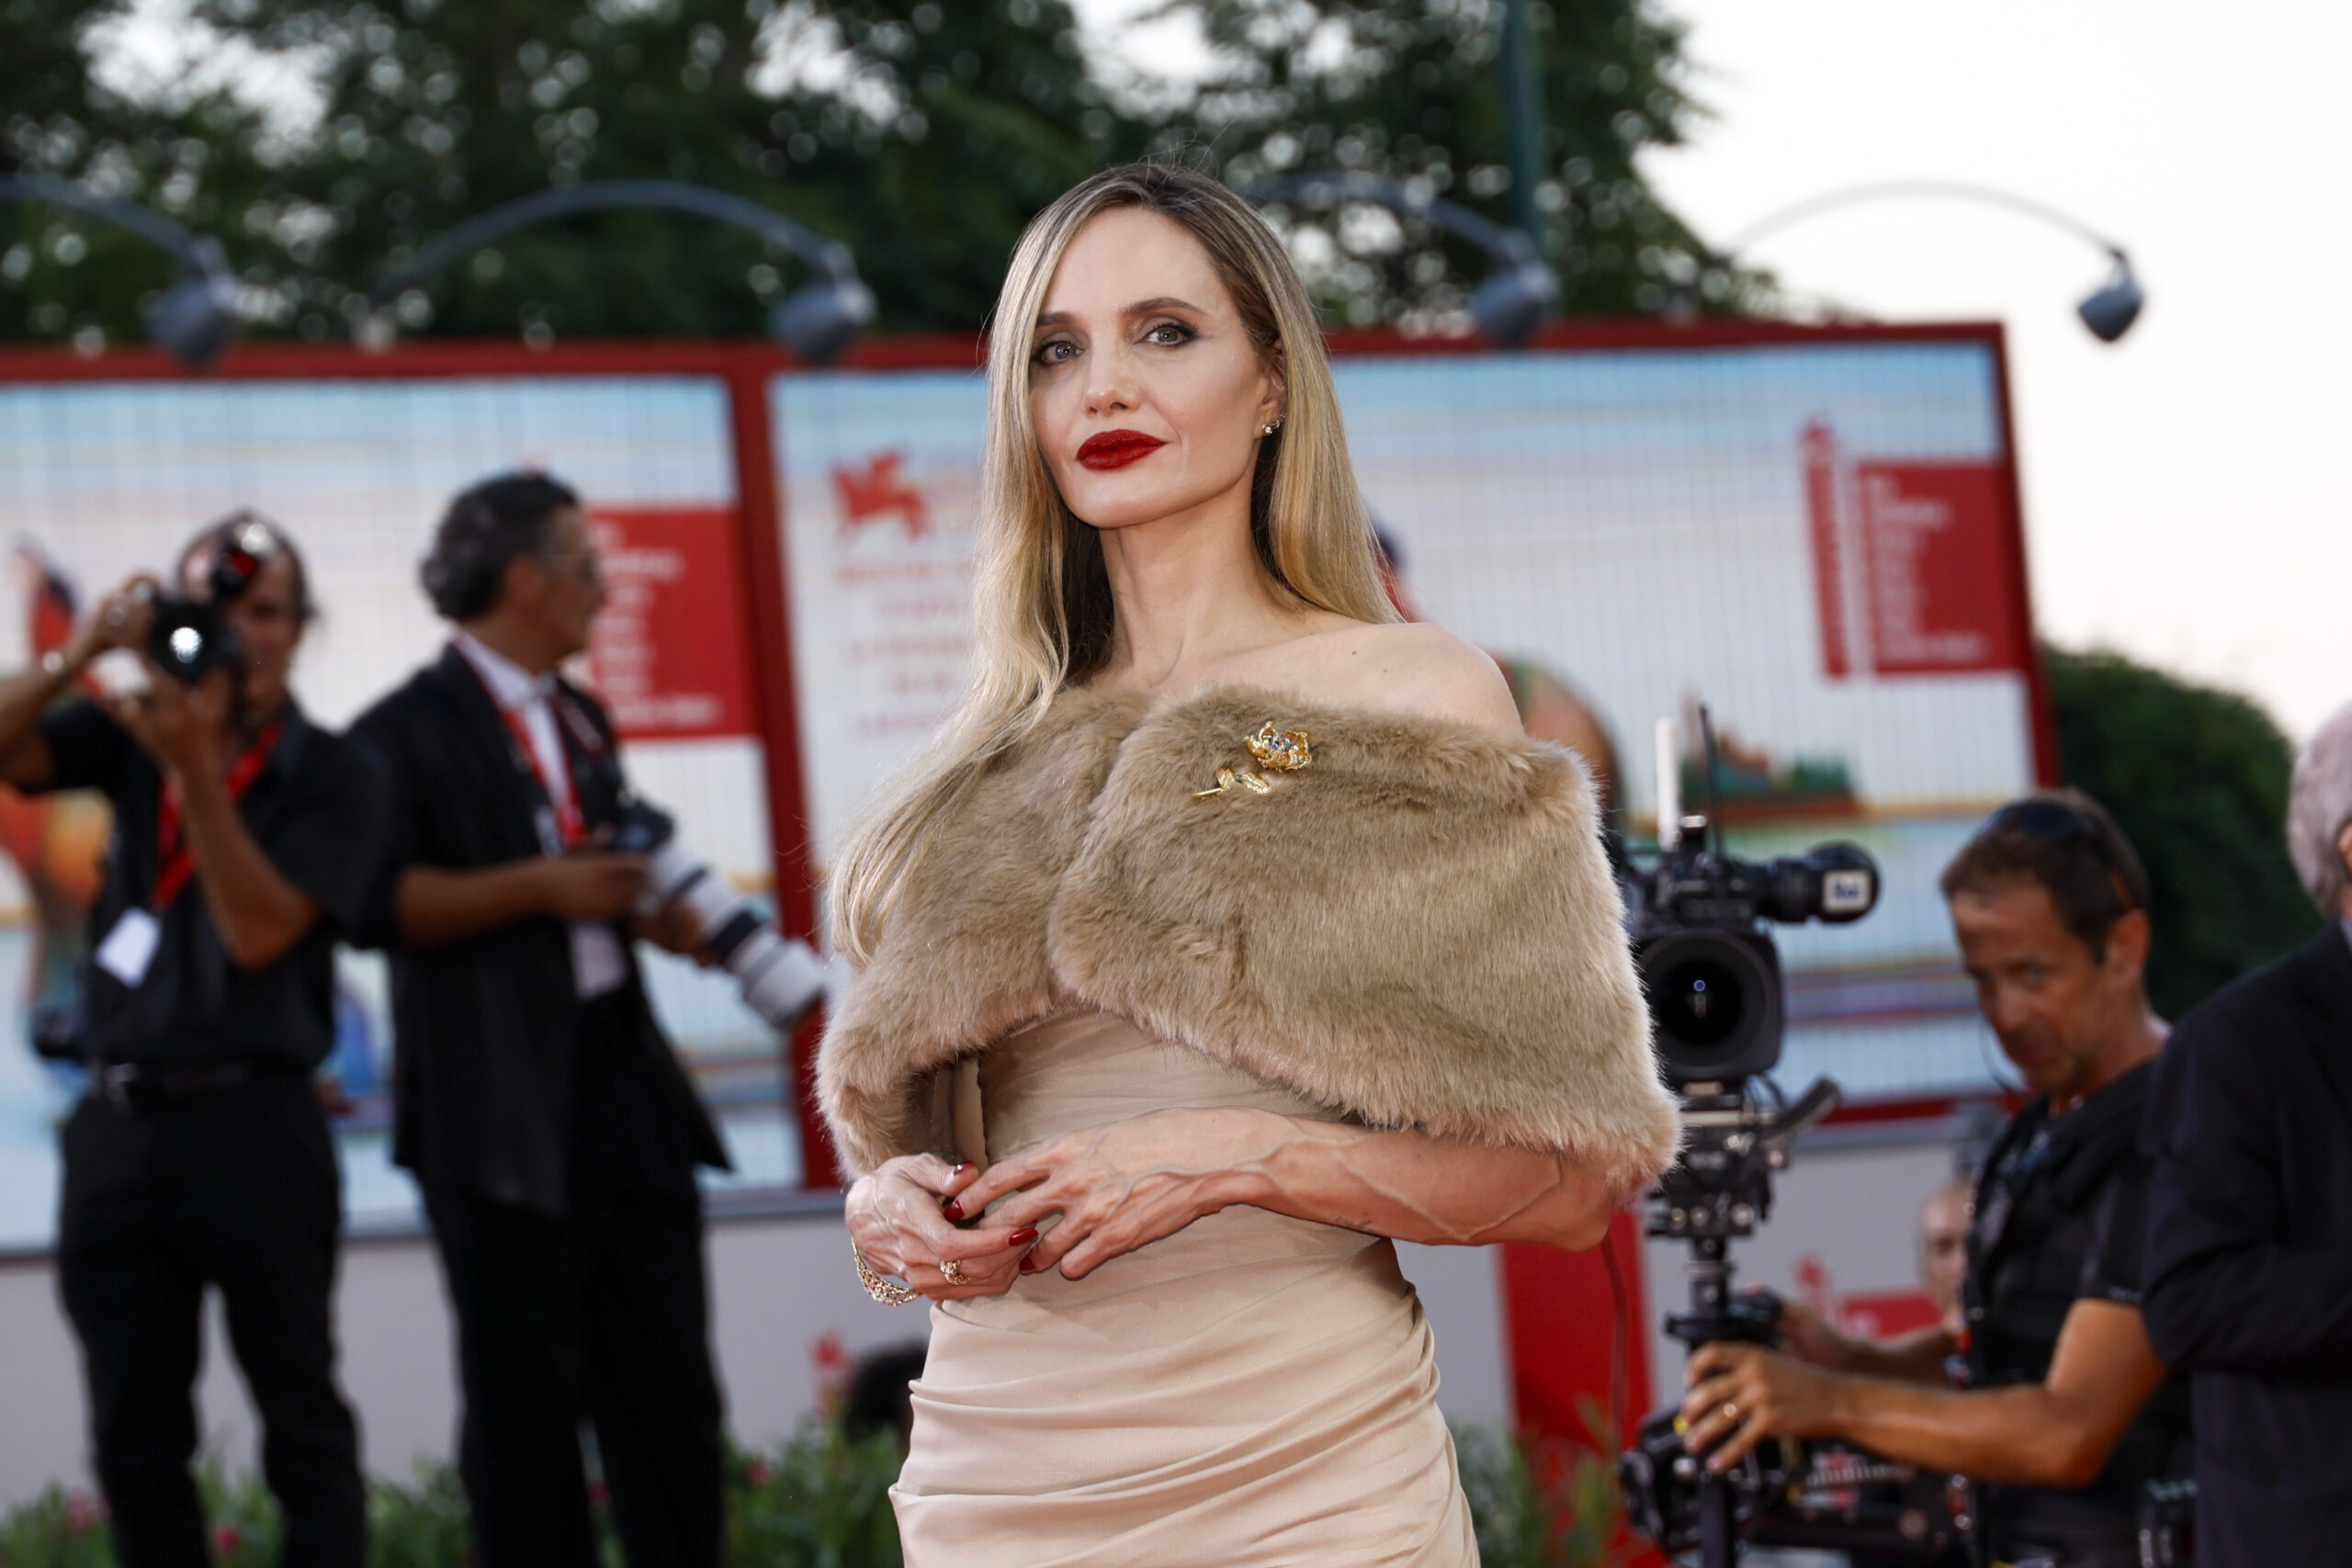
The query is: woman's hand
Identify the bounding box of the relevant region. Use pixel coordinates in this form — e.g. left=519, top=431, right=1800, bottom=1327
left=844, top=1154, right=1041, bottom=1302
left=953, top=1107, right=1263, bottom=1280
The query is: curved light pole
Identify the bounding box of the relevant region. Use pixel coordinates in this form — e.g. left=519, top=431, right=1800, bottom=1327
left=1700, top=178, right=2144, bottom=343
left=1239, top=170, right=1559, bottom=348
left=0, top=172, right=243, bottom=367
left=368, top=179, right=876, bottom=363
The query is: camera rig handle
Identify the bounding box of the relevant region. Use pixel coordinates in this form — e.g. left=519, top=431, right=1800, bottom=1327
left=1639, top=1073, right=1843, bottom=1567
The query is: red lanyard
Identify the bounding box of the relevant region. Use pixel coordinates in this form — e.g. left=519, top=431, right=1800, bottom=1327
left=495, top=703, right=585, bottom=848
left=153, top=720, right=283, bottom=909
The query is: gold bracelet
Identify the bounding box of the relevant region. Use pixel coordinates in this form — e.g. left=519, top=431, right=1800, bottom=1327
left=853, top=1243, right=919, bottom=1305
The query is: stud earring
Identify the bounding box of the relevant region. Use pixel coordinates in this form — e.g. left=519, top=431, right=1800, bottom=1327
left=1262, top=417, right=1284, bottom=435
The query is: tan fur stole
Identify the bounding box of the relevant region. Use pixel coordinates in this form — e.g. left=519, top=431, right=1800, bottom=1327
left=818, top=683, right=1680, bottom=1195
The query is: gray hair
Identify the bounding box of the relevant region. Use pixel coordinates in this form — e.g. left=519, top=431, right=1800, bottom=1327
left=2288, top=701, right=2352, bottom=914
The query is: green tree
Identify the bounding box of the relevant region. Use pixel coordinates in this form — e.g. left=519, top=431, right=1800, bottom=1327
left=6, top=0, right=1740, bottom=344
left=175, top=0, right=1150, bottom=342
left=1174, top=0, right=1752, bottom=327
left=2046, top=645, right=2319, bottom=1020
left=1, top=0, right=275, bottom=350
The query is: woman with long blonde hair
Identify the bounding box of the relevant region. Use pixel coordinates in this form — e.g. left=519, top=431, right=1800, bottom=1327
left=819, top=163, right=1677, bottom=1565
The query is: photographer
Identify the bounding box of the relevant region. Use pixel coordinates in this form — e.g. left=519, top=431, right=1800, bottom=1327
left=2139, top=703, right=2352, bottom=1566
left=350, top=473, right=728, bottom=1568
left=1680, top=793, right=2191, bottom=1568
left=0, top=517, right=376, bottom=1567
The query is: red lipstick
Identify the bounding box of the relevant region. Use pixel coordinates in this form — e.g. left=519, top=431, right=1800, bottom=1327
left=1077, top=429, right=1166, bottom=470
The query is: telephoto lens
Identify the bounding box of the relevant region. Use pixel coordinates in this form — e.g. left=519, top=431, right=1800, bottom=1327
left=614, top=801, right=828, bottom=1032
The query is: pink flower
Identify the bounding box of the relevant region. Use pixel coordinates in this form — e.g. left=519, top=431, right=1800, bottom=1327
left=63, top=1491, right=102, bottom=1533
left=746, top=1461, right=773, bottom=1489
left=213, top=1523, right=243, bottom=1555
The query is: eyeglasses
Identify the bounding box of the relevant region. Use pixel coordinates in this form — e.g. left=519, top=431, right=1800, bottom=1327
left=1983, top=797, right=2140, bottom=911
left=542, top=551, right=603, bottom=585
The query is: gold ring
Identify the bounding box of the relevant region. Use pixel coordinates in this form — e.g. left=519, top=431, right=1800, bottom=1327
left=1721, top=1401, right=1741, bottom=1422
left=938, top=1258, right=967, bottom=1286
left=851, top=1245, right=916, bottom=1306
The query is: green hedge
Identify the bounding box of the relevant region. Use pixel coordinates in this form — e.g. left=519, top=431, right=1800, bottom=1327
left=0, top=1420, right=1621, bottom=1568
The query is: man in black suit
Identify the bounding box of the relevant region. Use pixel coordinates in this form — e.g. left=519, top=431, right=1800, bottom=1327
left=2141, top=702, right=2352, bottom=1568
left=353, top=473, right=729, bottom=1568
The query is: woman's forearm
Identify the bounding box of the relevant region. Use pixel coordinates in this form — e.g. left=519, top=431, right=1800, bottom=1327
left=1221, top=1111, right=1620, bottom=1252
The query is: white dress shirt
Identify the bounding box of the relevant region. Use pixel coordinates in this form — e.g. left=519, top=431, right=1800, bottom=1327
left=452, top=632, right=628, bottom=998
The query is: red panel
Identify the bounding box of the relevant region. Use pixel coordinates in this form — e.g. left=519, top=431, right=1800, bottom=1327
left=1500, top=1213, right=1654, bottom=1449
left=1852, top=460, right=2022, bottom=676
left=1982, top=326, right=2064, bottom=787
left=0, top=316, right=2017, bottom=384
left=721, top=366, right=841, bottom=1190
left=581, top=506, right=755, bottom=740
left=1802, top=421, right=1853, bottom=680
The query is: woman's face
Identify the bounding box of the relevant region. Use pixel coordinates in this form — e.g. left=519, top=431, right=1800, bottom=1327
left=1028, top=207, right=1283, bottom=534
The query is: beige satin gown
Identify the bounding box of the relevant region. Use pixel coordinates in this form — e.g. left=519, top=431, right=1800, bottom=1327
left=892, top=1009, right=1479, bottom=1566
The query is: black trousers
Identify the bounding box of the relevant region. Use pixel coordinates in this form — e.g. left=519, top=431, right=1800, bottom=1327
left=57, top=1075, right=366, bottom=1568
left=424, top=999, right=724, bottom=1568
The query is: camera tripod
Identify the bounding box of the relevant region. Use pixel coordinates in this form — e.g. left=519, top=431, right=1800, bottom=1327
left=1640, top=1076, right=1840, bottom=1568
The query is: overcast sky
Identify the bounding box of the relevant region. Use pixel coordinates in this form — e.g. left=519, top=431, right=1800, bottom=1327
left=1080, top=0, right=2352, bottom=740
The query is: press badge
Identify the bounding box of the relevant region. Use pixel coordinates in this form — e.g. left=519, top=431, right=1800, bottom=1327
left=95, top=908, right=163, bottom=987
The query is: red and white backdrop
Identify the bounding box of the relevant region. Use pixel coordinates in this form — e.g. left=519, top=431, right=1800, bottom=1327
left=0, top=325, right=2044, bottom=1450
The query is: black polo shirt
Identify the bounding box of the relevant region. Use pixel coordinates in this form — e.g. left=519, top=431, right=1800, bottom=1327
left=31, top=698, right=386, bottom=1071
left=1967, top=1061, right=2193, bottom=1551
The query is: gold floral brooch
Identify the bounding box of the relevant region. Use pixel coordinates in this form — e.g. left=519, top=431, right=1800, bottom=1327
left=1193, top=721, right=1313, bottom=798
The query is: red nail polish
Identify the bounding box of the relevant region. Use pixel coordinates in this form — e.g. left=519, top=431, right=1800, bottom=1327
left=953, top=1161, right=975, bottom=1175
left=942, top=1198, right=965, bottom=1222
left=1008, top=1227, right=1039, bottom=1247
left=1021, top=1256, right=1045, bottom=1273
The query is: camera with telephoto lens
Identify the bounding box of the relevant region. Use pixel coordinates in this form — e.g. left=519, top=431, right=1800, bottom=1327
left=142, top=514, right=283, bottom=684
left=609, top=799, right=827, bottom=1033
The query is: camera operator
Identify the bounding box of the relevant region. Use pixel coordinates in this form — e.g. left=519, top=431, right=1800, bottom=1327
left=1679, top=792, right=2191, bottom=1568
left=2139, top=703, right=2352, bottom=1567
left=0, top=516, right=376, bottom=1567
left=350, top=473, right=728, bottom=1568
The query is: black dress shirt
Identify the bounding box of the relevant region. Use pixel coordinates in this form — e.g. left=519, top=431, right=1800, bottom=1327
left=350, top=646, right=728, bottom=1215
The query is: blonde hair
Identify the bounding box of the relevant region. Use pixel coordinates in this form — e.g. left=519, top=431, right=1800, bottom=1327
left=828, top=162, right=1396, bottom=963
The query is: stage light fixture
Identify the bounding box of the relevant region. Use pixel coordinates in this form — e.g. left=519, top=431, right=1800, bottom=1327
left=1708, top=179, right=2147, bottom=345
left=2076, top=254, right=2144, bottom=344
left=1239, top=171, right=1559, bottom=349
left=372, top=180, right=875, bottom=363
left=0, top=175, right=243, bottom=367
left=769, top=272, right=876, bottom=367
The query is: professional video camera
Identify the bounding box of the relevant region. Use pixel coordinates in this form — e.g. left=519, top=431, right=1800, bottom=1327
left=610, top=799, right=827, bottom=1034
left=1611, top=711, right=1966, bottom=1566
left=143, top=513, right=282, bottom=684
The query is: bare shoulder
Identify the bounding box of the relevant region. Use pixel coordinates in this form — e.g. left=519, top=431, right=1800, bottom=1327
left=1288, top=621, right=1522, bottom=738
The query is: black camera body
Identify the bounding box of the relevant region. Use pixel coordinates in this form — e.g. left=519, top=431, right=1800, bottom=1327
left=1623, top=1403, right=1968, bottom=1562
left=145, top=592, right=241, bottom=685
left=1619, top=833, right=1878, bottom=1087
left=141, top=513, right=287, bottom=686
